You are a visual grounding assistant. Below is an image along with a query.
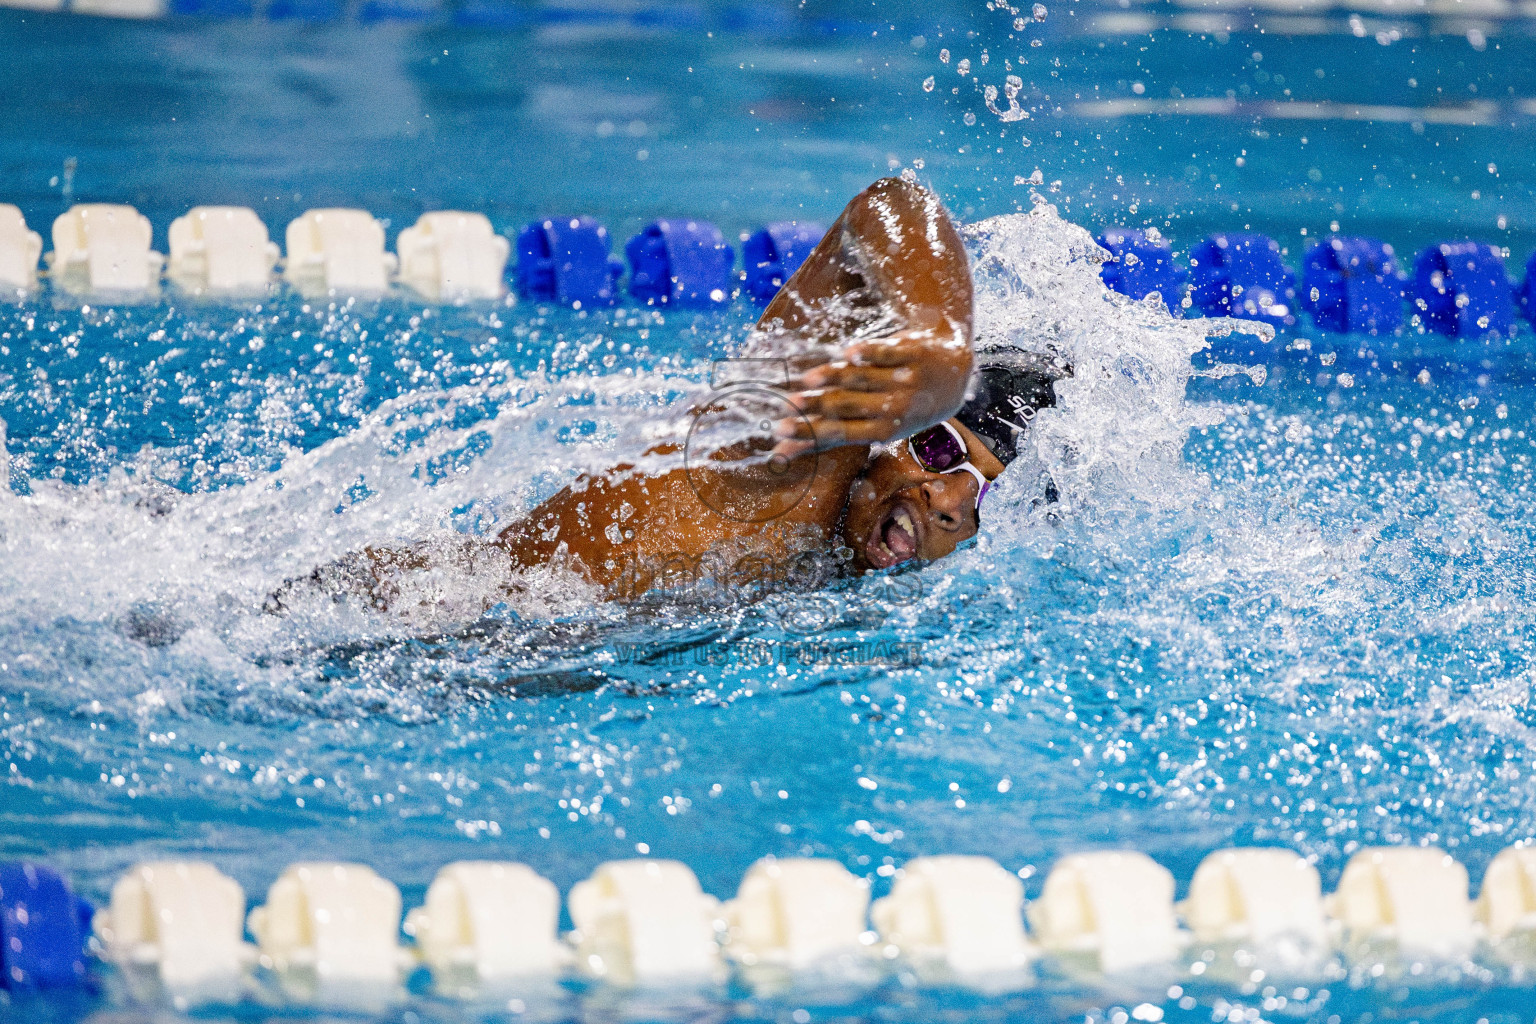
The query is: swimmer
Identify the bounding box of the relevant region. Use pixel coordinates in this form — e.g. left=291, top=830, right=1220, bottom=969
left=270, top=177, right=1062, bottom=613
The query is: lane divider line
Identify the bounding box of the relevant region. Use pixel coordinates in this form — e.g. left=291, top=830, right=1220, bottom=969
left=1, top=200, right=1531, bottom=345
left=9, top=843, right=1536, bottom=1001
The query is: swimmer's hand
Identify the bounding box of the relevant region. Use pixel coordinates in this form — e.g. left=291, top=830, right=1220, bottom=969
left=772, top=328, right=972, bottom=456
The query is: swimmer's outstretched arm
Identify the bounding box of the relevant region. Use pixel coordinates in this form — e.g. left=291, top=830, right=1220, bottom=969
left=757, top=176, right=974, bottom=455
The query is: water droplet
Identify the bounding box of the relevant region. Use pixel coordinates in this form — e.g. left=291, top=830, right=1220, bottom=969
left=958, top=58, right=971, bottom=75
left=923, top=76, right=935, bottom=92
left=939, top=48, right=951, bottom=63
left=964, top=111, right=977, bottom=125
left=984, top=75, right=1028, bottom=122
left=912, top=158, right=925, bottom=169
left=1014, top=16, right=1026, bottom=29
left=1033, top=3, right=1048, bottom=19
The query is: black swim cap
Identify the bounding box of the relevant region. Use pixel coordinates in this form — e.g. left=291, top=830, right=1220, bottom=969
left=954, top=350, right=1067, bottom=466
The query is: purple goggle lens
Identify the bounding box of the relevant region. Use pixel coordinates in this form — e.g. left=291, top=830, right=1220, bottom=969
left=907, top=424, right=992, bottom=512
left=909, top=424, right=968, bottom=473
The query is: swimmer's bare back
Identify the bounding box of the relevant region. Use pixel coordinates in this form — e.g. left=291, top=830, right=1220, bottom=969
left=269, top=177, right=974, bottom=612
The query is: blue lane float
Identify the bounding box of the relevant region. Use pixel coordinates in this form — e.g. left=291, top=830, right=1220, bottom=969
left=358, top=0, right=442, bottom=22
left=742, top=221, right=825, bottom=305
left=1413, top=241, right=1516, bottom=337
left=9, top=189, right=1536, bottom=338
left=1188, top=233, right=1298, bottom=328
left=264, top=0, right=342, bottom=19
left=0, top=863, right=92, bottom=990
left=1097, top=227, right=1185, bottom=306
left=1522, top=251, right=1536, bottom=328
left=169, top=0, right=257, bottom=16
left=626, top=219, right=735, bottom=308
left=516, top=216, right=624, bottom=307
left=1302, top=236, right=1406, bottom=336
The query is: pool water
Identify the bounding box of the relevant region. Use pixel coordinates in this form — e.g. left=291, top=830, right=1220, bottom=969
left=4, top=2, right=1536, bottom=1022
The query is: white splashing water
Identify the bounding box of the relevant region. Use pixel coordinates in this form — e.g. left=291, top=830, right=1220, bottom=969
left=964, top=199, right=1266, bottom=521
left=0, top=365, right=715, bottom=642
left=0, top=201, right=1262, bottom=656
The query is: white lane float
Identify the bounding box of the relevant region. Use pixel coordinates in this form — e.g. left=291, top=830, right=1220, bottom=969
left=1326, top=846, right=1474, bottom=956
left=1478, top=844, right=1536, bottom=943
left=246, top=862, right=410, bottom=983
left=0, top=204, right=43, bottom=292
left=48, top=203, right=163, bottom=293
left=284, top=208, right=395, bottom=295
left=723, top=857, right=870, bottom=969
left=1183, top=847, right=1328, bottom=947
left=167, top=206, right=279, bottom=294
left=396, top=211, right=510, bottom=302
left=1029, top=851, right=1183, bottom=972
left=871, top=855, right=1031, bottom=975
left=405, top=861, right=564, bottom=982
left=94, top=861, right=253, bottom=988
left=568, top=859, right=722, bottom=984
left=70, top=0, right=166, bottom=18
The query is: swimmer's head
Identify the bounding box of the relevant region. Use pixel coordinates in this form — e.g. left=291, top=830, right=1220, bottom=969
left=839, top=349, right=1065, bottom=571
left=954, top=348, right=1067, bottom=465
left=840, top=417, right=1003, bottom=571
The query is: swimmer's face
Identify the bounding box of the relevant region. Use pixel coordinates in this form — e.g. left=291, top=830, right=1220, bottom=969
left=840, top=419, right=1006, bottom=571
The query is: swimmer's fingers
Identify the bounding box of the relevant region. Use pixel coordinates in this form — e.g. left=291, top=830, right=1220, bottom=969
left=843, top=330, right=972, bottom=434
left=787, top=388, right=897, bottom=420
left=775, top=330, right=969, bottom=452
left=788, top=364, right=922, bottom=441
left=771, top=416, right=897, bottom=456
left=843, top=330, right=967, bottom=368
left=786, top=360, right=950, bottom=447
left=793, top=364, right=913, bottom=393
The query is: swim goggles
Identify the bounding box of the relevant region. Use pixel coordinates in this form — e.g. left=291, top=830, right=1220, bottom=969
left=906, top=421, right=993, bottom=509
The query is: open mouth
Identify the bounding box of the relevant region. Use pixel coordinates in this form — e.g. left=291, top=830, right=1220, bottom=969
left=865, top=499, right=921, bottom=569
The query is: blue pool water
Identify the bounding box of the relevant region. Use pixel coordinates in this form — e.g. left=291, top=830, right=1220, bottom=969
left=5, top=2, right=1536, bottom=1021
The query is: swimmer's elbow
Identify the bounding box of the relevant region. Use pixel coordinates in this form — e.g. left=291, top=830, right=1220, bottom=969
left=865, top=174, right=937, bottom=202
